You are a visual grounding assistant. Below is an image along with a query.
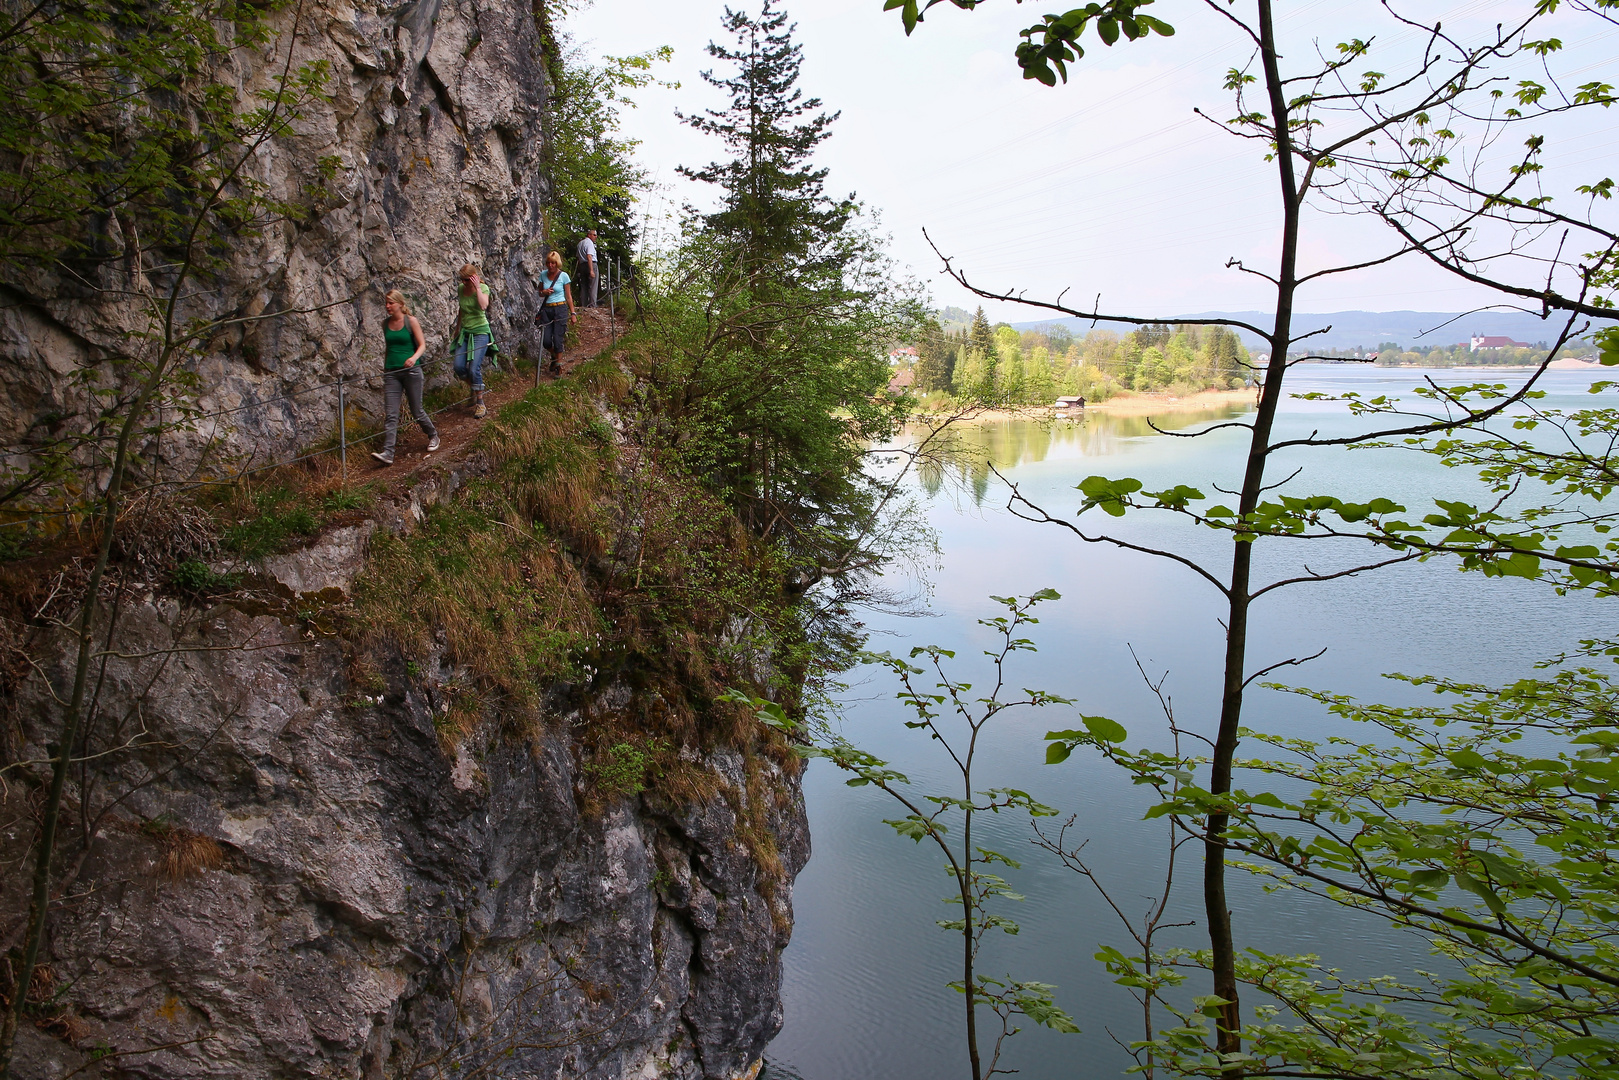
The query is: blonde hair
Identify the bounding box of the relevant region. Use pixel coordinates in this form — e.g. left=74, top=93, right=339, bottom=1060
left=459, top=262, right=480, bottom=279
left=545, top=250, right=562, bottom=267
left=384, top=288, right=409, bottom=313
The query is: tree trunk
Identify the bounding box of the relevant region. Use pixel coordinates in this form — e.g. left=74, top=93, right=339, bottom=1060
left=1203, top=1, right=1300, bottom=1069
left=0, top=368, right=166, bottom=1078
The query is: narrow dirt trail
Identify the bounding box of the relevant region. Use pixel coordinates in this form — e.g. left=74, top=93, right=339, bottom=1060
left=368, top=306, right=628, bottom=491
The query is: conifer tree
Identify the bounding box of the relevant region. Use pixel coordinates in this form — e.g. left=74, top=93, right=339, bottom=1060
left=968, top=305, right=996, bottom=360
left=1135, top=321, right=1172, bottom=352
left=677, top=0, right=853, bottom=271
left=912, top=320, right=951, bottom=393
left=652, top=1, right=923, bottom=593
left=1208, top=326, right=1244, bottom=385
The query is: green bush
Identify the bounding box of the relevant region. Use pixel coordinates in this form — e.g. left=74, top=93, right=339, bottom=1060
left=0, top=522, right=32, bottom=563
left=585, top=740, right=666, bottom=798
left=222, top=505, right=318, bottom=558
left=170, top=559, right=239, bottom=597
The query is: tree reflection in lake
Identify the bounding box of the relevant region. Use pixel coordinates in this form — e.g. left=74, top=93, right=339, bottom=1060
left=914, top=404, right=1255, bottom=504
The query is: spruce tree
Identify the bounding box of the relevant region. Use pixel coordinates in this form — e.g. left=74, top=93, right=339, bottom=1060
left=968, top=306, right=996, bottom=360
left=1208, top=327, right=1243, bottom=385
left=659, top=0, right=924, bottom=580
left=677, top=0, right=853, bottom=270
left=1137, top=321, right=1173, bottom=351
left=912, top=320, right=950, bottom=393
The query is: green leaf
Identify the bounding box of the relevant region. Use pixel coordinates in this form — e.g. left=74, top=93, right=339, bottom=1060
left=1452, top=870, right=1508, bottom=914
left=885, top=816, right=935, bottom=842
left=1554, top=1036, right=1617, bottom=1056
left=1598, top=327, right=1619, bottom=366
left=1407, top=868, right=1448, bottom=891
left=1078, top=475, right=1144, bottom=517
left=1012, top=982, right=1081, bottom=1033
left=1082, top=714, right=1128, bottom=743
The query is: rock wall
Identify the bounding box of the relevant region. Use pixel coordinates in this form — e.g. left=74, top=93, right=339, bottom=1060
left=0, top=0, right=555, bottom=474
left=3, top=511, right=809, bottom=1079
left=0, top=9, right=817, bottom=1073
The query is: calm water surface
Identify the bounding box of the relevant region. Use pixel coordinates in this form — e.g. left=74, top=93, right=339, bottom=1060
left=763, top=367, right=1619, bottom=1080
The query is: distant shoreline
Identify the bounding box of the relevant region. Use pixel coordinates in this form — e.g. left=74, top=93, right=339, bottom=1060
left=1083, top=388, right=1256, bottom=414
left=910, top=388, right=1256, bottom=424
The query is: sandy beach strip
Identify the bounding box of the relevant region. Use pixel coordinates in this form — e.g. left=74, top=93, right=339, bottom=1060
left=1081, top=388, right=1256, bottom=414
left=909, top=388, right=1257, bottom=423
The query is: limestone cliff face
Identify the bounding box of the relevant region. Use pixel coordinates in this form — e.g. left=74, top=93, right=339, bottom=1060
left=4, top=505, right=810, bottom=1079
left=0, top=0, right=553, bottom=470
left=0, top=4, right=812, bottom=1075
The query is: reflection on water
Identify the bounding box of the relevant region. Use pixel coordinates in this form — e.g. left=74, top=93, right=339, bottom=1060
left=767, top=369, right=1619, bottom=1080
left=914, top=405, right=1253, bottom=504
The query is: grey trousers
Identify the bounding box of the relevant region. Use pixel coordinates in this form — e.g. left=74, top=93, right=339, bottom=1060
left=541, top=303, right=570, bottom=356
left=581, top=271, right=598, bottom=307
left=382, top=366, right=435, bottom=453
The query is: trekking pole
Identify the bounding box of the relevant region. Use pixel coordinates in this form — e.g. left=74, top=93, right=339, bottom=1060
left=337, top=371, right=347, bottom=485
left=609, top=258, right=617, bottom=343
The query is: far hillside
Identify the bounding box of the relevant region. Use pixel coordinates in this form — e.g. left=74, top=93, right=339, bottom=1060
left=1011, top=309, right=1617, bottom=357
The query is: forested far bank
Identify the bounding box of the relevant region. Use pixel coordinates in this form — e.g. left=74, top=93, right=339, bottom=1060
left=1367, top=336, right=1604, bottom=367
left=895, top=307, right=1252, bottom=408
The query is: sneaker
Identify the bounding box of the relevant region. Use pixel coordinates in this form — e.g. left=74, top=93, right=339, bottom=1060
left=371, top=450, right=393, bottom=466
left=426, top=434, right=440, bottom=452
left=474, top=401, right=487, bottom=419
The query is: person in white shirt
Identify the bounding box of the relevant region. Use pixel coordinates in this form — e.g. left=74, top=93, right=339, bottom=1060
left=576, top=228, right=598, bottom=308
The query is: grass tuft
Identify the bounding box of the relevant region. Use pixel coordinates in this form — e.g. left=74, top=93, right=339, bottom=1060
left=209, top=480, right=378, bottom=559
left=351, top=339, right=803, bottom=864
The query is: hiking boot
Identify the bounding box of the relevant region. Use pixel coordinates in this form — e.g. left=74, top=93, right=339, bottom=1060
left=426, top=434, right=440, bottom=452
left=371, top=450, right=393, bottom=466
left=474, top=400, right=487, bottom=419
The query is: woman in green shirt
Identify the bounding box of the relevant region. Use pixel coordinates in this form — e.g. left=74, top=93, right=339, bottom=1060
left=372, top=289, right=439, bottom=466
left=452, top=261, right=493, bottom=418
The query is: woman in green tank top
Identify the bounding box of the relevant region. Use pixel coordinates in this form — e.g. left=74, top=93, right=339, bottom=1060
left=452, top=261, right=493, bottom=418
left=372, top=289, right=439, bottom=466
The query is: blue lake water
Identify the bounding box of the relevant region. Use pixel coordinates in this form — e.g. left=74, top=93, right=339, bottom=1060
left=763, top=366, right=1619, bottom=1080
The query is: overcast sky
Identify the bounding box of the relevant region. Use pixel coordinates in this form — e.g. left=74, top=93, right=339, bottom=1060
left=565, top=0, right=1619, bottom=322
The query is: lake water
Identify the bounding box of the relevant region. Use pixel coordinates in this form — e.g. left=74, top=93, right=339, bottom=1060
left=762, top=366, right=1619, bottom=1080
